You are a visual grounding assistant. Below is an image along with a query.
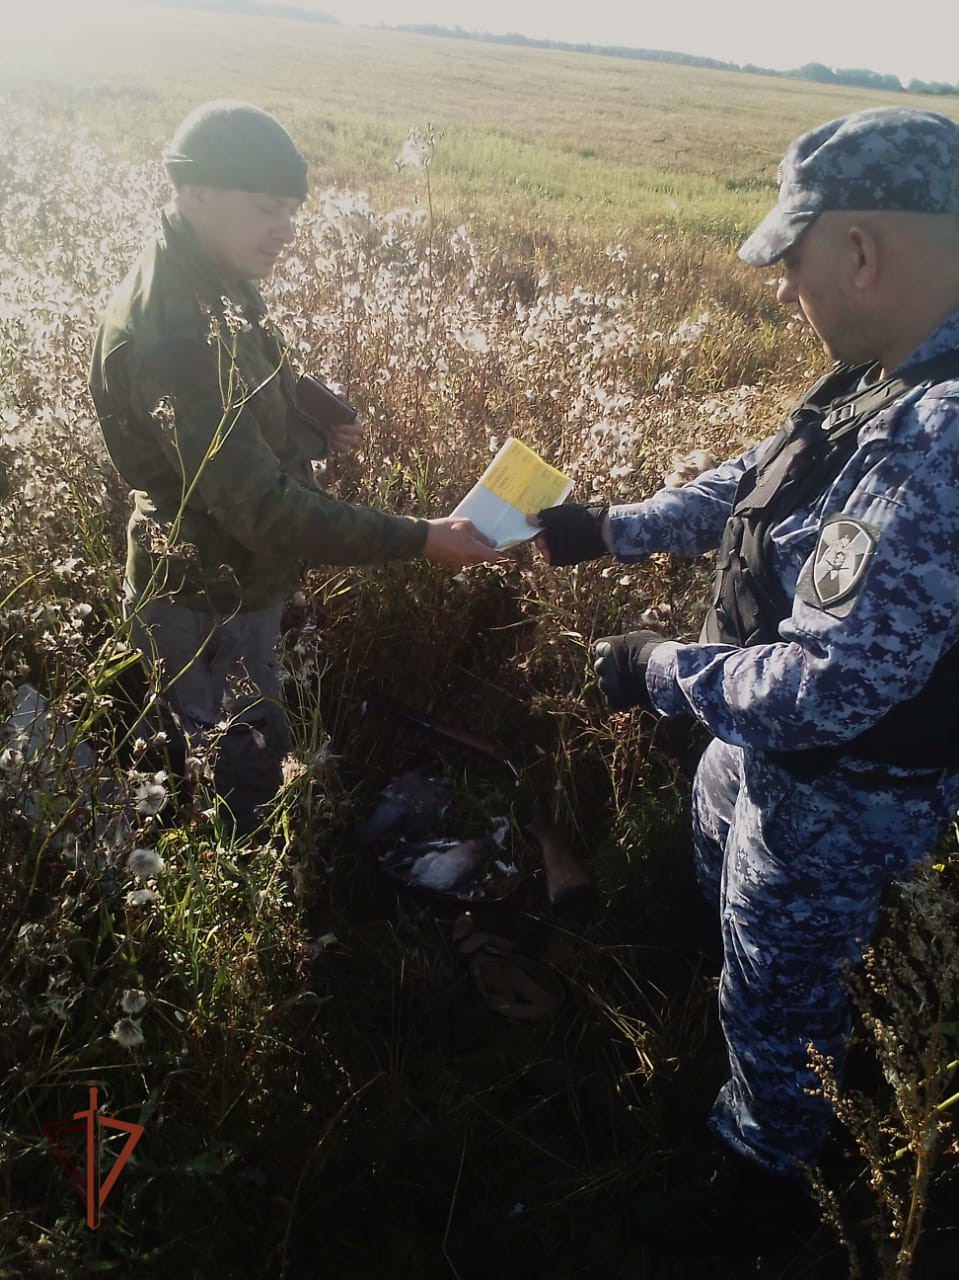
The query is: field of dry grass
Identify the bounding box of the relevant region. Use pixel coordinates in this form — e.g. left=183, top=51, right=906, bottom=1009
left=2, top=9, right=959, bottom=1279
left=10, top=4, right=958, bottom=248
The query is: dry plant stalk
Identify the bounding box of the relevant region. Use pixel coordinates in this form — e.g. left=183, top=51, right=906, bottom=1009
left=809, top=855, right=959, bottom=1279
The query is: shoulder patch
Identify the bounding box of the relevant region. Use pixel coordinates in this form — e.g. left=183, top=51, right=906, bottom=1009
left=798, top=515, right=879, bottom=617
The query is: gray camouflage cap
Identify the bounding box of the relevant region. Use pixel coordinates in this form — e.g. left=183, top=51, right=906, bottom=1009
left=739, top=107, right=959, bottom=267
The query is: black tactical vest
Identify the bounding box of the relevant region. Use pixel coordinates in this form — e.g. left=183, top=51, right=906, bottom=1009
left=701, top=349, right=959, bottom=776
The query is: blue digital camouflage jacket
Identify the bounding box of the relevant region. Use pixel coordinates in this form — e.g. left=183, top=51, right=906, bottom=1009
left=607, top=308, right=959, bottom=761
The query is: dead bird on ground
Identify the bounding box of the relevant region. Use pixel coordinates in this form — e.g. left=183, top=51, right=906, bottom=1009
left=380, top=836, right=497, bottom=894
left=350, top=771, right=452, bottom=847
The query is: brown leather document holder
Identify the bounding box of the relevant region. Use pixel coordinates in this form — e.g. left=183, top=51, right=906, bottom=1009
left=295, top=373, right=357, bottom=426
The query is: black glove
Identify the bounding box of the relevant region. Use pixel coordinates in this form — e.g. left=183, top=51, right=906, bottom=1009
left=592, top=630, right=666, bottom=711
left=534, top=503, right=609, bottom=566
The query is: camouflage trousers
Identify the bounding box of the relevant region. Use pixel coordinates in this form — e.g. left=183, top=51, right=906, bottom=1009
left=124, top=584, right=291, bottom=834
left=690, top=736, right=959, bottom=1173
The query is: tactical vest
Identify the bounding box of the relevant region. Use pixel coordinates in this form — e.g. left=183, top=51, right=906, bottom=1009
left=701, top=349, right=959, bottom=776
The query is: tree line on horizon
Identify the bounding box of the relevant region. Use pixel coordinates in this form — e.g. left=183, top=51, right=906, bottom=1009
left=396, top=23, right=957, bottom=97
left=134, top=0, right=958, bottom=96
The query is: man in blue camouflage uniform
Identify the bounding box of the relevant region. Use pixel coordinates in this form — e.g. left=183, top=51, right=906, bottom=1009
left=531, top=107, right=959, bottom=1252
left=90, top=101, right=497, bottom=833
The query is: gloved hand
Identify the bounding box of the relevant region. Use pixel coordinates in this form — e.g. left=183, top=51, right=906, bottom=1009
left=592, top=630, right=666, bottom=711
left=533, top=503, right=609, bottom=566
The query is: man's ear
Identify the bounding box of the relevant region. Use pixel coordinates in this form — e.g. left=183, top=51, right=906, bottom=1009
left=847, top=225, right=879, bottom=291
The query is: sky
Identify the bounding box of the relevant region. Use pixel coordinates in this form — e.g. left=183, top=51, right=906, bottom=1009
left=274, top=0, right=958, bottom=88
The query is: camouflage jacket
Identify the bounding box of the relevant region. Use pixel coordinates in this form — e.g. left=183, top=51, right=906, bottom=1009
left=89, top=208, right=427, bottom=611
left=607, top=308, right=959, bottom=768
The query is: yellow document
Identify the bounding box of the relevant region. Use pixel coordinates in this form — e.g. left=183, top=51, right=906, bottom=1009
left=451, top=438, right=573, bottom=549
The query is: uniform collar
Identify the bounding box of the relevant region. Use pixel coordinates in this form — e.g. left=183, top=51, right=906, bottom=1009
left=892, top=304, right=959, bottom=377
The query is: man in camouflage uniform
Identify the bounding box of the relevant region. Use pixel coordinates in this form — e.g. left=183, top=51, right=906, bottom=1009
left=90, top=100, right=497, bottom=833
left=532, top=107, right=959, bottom=1251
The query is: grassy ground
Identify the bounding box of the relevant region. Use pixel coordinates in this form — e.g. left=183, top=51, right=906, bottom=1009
left=2, top=10, right=959, bottom=1279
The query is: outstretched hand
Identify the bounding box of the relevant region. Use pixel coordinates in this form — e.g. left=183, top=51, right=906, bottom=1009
left=423, top=517, right=502, bottom=568
left=526, top=504, right=609, bottom=566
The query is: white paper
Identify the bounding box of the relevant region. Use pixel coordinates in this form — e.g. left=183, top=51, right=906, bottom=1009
left=451, top=438, right=573, bottom=549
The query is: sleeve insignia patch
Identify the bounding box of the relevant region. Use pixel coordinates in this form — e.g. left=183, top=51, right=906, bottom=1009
left=806, top=515, right=878, bottom=610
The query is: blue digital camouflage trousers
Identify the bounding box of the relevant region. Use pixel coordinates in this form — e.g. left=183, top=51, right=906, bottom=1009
left=690, top=736, right=959, bottom=1173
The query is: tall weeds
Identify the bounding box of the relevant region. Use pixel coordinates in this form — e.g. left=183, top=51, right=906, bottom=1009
left=1, top=97, right=956, bottom=1279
